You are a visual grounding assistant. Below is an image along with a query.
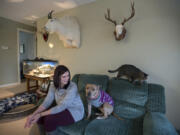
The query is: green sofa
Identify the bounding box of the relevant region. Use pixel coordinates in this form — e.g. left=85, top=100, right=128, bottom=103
left=53, top=74, right=178, bottom=135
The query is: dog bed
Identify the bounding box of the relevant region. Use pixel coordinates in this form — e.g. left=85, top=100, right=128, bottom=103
left=0, top=92, right=37, bottom=117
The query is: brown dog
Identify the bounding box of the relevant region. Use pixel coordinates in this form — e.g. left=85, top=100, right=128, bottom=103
left=85, top=84, right=123, bottom=120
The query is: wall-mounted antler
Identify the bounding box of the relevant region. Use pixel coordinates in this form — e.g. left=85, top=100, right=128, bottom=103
left=121, top=2, right=135, bottom=25
left=105, top=2, right=135, bottom=41
left=105, top=9, right=117, bottom=26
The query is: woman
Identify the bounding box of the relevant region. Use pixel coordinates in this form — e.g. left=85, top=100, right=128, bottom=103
left=24, top=65, right=84, bottom=134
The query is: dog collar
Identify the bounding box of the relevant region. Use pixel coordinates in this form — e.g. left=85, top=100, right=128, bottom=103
left=88, top=92, right=100, bottom=100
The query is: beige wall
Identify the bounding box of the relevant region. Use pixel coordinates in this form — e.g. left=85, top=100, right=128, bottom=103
left=0, top=17, right=36, bottom=85
left=37, top=0, right=180, bottom=129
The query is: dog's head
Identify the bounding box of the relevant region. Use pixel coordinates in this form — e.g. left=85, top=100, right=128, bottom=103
left=85, top=84, right=100, bottom=100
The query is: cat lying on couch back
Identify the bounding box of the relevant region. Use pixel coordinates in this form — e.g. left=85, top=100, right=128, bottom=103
left=108, top=64, right=148, bottom=85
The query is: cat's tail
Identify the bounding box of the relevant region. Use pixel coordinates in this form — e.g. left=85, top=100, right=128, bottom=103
left=108, top=68, right=119, bottom=73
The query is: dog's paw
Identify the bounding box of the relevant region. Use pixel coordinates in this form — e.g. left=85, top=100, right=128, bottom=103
left=95, top=113, right=103, bottom=116
left=96, top=116, right=105, bottom=119
left=86, top=116, right=90, bottom=120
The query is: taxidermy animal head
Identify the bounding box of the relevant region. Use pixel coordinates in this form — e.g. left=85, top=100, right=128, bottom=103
left=44, top=10, right=80, bottom=48
left=105, top=2, right=135, bottom=41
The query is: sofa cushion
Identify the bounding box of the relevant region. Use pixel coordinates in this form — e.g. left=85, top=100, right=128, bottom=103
left=58, top=119, right=90, bottom=135
left=85, top=116, right=131, bottom=135
left=128, top=116, right=144, bottom=135
left=113, top=100, right=145, bottom=119
left=109, top=78, right=148, bottom=107
left=143, top=112, right=178, bottom=135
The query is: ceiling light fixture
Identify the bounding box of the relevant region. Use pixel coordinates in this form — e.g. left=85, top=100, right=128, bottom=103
left=24, top=15, right=39, bottom=21
left=53, top=1, right=77, bottom=9
left=7, top=0, right=24, bottom=3
left=49, top=43, right=54, bottom=48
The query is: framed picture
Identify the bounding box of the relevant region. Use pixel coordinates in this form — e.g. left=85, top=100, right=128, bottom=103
left=20, top=44, right=24, bottom=54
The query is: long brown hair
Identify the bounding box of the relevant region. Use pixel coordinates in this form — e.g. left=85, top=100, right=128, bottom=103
left=53, top=65, right=71, bottom=89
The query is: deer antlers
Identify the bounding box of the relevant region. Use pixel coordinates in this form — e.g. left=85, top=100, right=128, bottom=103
left=105, top=9, right=117, bottom=26
left=121, top=2, right=135, bottom=25
left=48, top=10, right=54, bottom=19
left=105, top=2, right=135, bottom=26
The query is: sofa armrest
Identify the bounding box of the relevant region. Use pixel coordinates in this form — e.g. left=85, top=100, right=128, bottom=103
left=143, top=112, right=178, bottom=135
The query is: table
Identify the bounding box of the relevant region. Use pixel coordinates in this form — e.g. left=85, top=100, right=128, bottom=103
left=24, top=74, right=51, bottom=92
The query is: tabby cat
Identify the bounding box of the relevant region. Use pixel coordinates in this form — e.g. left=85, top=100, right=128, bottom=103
left=108, top=64, right=148, bottom=84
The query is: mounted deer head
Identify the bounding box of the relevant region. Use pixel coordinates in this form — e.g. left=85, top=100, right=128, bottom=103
left=105, top=2, right=135, bottom=40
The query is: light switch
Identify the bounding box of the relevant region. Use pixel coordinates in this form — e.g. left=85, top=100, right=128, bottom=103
left=1, top=46, right=9, bottom=50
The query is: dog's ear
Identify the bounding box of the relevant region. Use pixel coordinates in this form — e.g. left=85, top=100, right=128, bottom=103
left=85, top=84, right=90, bottom=89
left=97, top=85, right=100, bottom=90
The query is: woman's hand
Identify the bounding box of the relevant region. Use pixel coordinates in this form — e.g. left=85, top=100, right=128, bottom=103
left=24, top=114, right=34, bottom=128
left=24, top=113, right=41, bottom=128
left=30, top=113, right=41, bottom=125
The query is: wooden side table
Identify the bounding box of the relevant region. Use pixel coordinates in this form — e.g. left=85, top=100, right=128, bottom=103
left=24, top=74, right=50, bottom=92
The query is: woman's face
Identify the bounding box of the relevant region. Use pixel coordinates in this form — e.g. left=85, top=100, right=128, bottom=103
left=60, top=71, right=70, bottom=86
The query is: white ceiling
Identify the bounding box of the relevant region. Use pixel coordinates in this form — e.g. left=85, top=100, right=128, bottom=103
left=0, top=0, right=95, bottom=26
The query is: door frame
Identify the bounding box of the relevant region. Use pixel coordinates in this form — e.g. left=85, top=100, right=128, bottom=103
left=17, top=28, right=36, bottom=83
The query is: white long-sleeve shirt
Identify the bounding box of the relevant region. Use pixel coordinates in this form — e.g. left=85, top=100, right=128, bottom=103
left=42, top=81, right=84, bottom=122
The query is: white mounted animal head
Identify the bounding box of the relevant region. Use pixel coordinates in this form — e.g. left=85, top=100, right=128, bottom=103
left=44, top=11, right=80, bottom=48
left=105, top=2, right=135, bottom=40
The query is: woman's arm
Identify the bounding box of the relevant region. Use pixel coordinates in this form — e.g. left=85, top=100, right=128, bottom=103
left=26, top=83, right=78, bottom=125
left=41, top=84, right=55, bottom=109
left=38, top=109, right=51, bottom=117
left=25, top=83, right=78, bottom=127
left=49, top=82, right=77, bottom=114
left=32, top=105, right=46, bottom=116
left=24, top=84, right=56, bottom=128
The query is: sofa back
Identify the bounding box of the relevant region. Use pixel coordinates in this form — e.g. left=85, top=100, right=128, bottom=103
left=108, top=78, right=148, bottom=119
left=72, top=74, right=109, bottom=114
left=72, top=74, right=109, bottom=92
left=72, top=74, right=166, bottom=119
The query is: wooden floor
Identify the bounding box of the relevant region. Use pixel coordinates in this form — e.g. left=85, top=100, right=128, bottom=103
left=0, top=80, right=39, bottom=100
left=0, top=117, right=40, bottom=135
left=0, top=82, right=27, bottom=99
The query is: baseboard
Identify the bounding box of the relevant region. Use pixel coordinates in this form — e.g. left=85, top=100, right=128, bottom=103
left=0, top=82, right=21, bottom=88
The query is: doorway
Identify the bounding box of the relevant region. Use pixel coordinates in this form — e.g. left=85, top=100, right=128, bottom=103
left=17, top=28, right=36, bottom=83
